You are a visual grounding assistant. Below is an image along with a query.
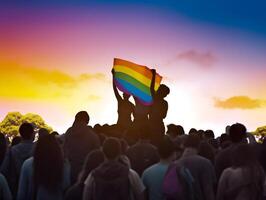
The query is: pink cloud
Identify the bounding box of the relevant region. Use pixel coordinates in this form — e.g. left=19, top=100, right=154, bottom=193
left=176, top=50, right=217, bottom=68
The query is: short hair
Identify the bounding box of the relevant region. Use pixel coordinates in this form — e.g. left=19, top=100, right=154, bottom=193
left=158, top=84, right=170, bottom=97
left=102, top=137, right=121, bottom=160
left=167, top=124, right=185, bottom=136
left=229, top=123, right=247, bottom=143
left=220, top=133, right=230, bottom=144
left=184, top=134, right=201, bottom=149
left=205, top=130, right=215, bottom=139
left=74, top=111, right=90, bottom=124
left=38, top=128, right=49, bottom=138
left=176, top=125, right=185, bottom=135
left=19, top=123, right=34, bottom=140
left=157, top=137, right=176, bottom=159
left=189, top=128, right=197, bottom=135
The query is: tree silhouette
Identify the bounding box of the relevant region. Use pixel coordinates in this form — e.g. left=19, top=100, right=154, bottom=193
left=0, top=112, right=52, bottom=139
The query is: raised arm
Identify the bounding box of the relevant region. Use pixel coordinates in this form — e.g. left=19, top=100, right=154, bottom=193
left=112, top=69, right=122, bottom=102
left=150, top=69, right=156, bottom=99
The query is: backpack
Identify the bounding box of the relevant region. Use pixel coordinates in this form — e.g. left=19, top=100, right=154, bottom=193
left=93, top=176, right=130, bottom=200
left=162, top=162, right=196, bottom=200
left=92, top=163, right=130, bottom=200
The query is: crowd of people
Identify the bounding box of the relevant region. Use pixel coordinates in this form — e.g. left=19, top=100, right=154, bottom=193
left=0, top=70, right=265, bottom=200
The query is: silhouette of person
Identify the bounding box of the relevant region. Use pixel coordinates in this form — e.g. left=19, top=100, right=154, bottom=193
left=112, top=69, right=134, bottom=130
left=132, top=96, right=150, bottom=131
left=149, top=69, right=170, bottom=144
left=64, top=111, right=100, bottom=184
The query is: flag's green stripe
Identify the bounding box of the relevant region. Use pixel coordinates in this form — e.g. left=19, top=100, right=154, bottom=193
left=115, top=72, right=151, bottom=95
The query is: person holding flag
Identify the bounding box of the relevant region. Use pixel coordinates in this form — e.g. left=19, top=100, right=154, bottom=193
left=149, top=69, right=170, bottom=145
left=112, top=58, right=169, bottom=142
left=112, top=69, right=135, bottom=131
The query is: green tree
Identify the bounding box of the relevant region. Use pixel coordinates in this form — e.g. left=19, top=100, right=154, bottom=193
left=0, top=112, right=52, bottom=139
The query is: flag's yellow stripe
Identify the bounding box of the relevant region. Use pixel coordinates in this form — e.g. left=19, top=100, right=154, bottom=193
left=114, top=65, right=160, bottom=90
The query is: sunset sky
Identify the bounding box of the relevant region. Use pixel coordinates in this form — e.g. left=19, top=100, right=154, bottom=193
left=1, top=0, right=266, bottom=135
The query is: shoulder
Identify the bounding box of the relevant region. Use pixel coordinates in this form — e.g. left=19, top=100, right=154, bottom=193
left=142, top=163, right=159, bottom=176
left=129, top=169, right=142, bottom=182
left=22, top=157, right=33, bottom=169
left=0, top=173, right=7, bottom=183
left=129, top=169, right=145, bottom=192
left=84, top=173, right=94, bottom=186
left=219, top=167, right=235, bottom=181
left=0, top=173, right=9, bottom=188
left=129, top=169, right=139, bottom=177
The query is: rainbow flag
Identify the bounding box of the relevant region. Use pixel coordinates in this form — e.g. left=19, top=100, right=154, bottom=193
left=113, top=58, right=162, bottom=105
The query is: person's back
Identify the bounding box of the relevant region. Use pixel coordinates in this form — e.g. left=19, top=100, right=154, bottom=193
left=215, top=143, right=235, bottom=179
left=149, top=99, right=168, bottom=122
left=17, top=135, right=71, bottom=200
left=117, top=99, right=134, bottom=128
left=126, top=141, right=159, bottom=176
left=215, top=123, right=247, bottom=179
left=216, top=144, right=265, bottom=200
left=64, top=150, right=105, bottom=200
left=178, top=134, right=216, bottom=200
left=17, top=158, right=70, bottom=200
left=179, top=154, right=215, bottom=200
left=0, top=173, right=12, bottom=200
left=112, top=68, right=134, bottom=130
left=217, top=167, right=264, bottom=200
left=1, top=123, right=35, bottom=197
left=83, top=138, right=145, bottom=200
left=64, top=111, right=100, bottom=183
left=91, top=160, right=130, bottom=200
left=142, top=138, right=176, bottom=200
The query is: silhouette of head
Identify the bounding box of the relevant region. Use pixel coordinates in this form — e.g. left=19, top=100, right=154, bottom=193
left=51, top=131, right=59, bottom=136
left=103, top=137, right=121, bottom=160
left=198, top=141, right=215, bottom=163
left=184, top=134, right=201, bottom=150
left=229, top=123, right=247, bottom=143
left=74, top=111, right=90, bottom=125
left=19, top=122, right=35, bottom=141
left=38, top=128, right=49, bottom=139
left=123, top=93, right=130, bottom=100
left=176, top=125, right=185, bottom=135
left=157, top=84, right=170, bottom=98
left=204, top=130, right=215, bottom=139
left=189, top=128, right=197, bottom=135
left=79, top=149, right=105, bottom=183
left=167, top=124, right=176, bottom=138
left=157, top=137, right=176, bottom=160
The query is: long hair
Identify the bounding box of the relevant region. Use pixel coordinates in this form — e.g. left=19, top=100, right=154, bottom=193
left=0, top=133, right=7, bottom=166
left=232, top=144, right=265, bottom=197
left=33, top=134, right=64, bottom=194
left=78, top=149, right=104, bottom=184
